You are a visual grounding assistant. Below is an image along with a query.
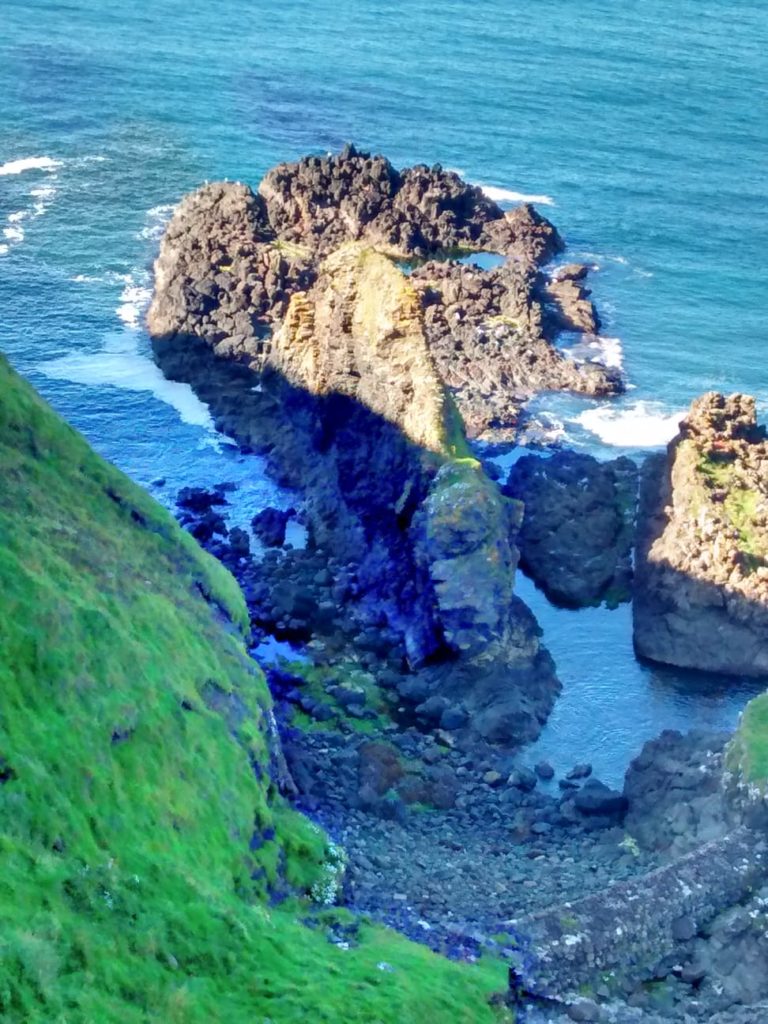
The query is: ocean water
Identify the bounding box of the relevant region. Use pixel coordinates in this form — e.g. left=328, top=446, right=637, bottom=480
left=2, top=0, right=767, bottom=783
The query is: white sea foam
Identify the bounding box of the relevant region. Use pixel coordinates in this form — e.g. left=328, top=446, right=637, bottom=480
left=576, top=251, right=653, bottom=278
left=0, top=161, right=59, bottom=255
left=72, top=271, right=133, bottom=285
left=139, top=203, right=176, bottom=241
left=575, top=402, right=685, bottom=448
left=38, top=331, right=214, bottom=430
left=565, top=334, right=624, bottom=370
left=29, top=183, right=57, bottom=217
left=116, top=278, right=153, bottom=329
left=0, top=155, right=62, bottom=176
left=478, top=183, right=555, bottom=206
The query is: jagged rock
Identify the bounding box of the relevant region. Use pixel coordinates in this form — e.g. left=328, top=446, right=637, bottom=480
left=690, top=886, right=768, bottom=1010
left=177, top=485, right=227, bottom=513
left=623, top=730, right=730, bottom=856
left=258, top=145, right=562, bottom=261
left=505, top=451, right=637, bottom=607
left=544, top=263, right=600, bottom=334
left=411, top=259, right=622, bottom=439
left=573, top=779, right=628, bottom=818
left=634, top=392, right=768, bottom=675
left=252, top=506, right=293, bottom=547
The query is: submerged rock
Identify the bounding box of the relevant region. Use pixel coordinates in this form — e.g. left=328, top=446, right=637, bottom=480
left=505, top=450, right=637, bottom=607
left=634, top=392, right=768, bottom=675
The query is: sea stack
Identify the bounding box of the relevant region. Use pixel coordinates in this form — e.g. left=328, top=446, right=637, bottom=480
left=634, top=392, right=768, bottom=675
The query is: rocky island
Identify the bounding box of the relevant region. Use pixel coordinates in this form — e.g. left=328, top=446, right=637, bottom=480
left=2, top=147, right=768, bottom=1024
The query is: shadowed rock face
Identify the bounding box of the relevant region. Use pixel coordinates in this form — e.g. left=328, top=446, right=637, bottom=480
left=504, top=450, right=637, bottom=607
left=634, top=392, right=768, bottom=676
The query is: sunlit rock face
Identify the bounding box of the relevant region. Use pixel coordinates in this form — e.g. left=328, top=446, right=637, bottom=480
left=634, top=392, right=768, bottom=676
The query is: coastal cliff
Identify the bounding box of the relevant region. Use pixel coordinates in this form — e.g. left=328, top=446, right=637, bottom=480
left=634, top=392, right=768, bottom=675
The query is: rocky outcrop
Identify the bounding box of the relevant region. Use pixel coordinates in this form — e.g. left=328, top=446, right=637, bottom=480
left=258, top=144, right=562, bottom=261
left=514, top=827, right=768, bottom=999
left=504, top=451, right=637, bottom=607
left=623, top=730, right=731, bottom=856
left=148, top=147, right=623, bottom=444
left=410, top=258, right=621, bottom=439
left=543, top=263, right=600, bottom=335
left=146, top=149, right=645, bottom=745
left=634, top=393, right=768, bottom=675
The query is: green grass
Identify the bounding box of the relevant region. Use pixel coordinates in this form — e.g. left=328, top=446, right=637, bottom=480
left=0, top=355, right=509, bottom=1022
left=729, top=693, right=768, bottom=785
left=697, top=451, right=766, bottom=564
left=283, top=660, right=393, bottom=735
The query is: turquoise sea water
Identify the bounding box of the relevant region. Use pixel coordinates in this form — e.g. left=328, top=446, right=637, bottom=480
left=2, top=0, right=767, bottom=782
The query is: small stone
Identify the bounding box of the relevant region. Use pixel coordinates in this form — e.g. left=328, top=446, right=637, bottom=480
left=567, top=999, right=601, bottom=1022
left=531, top=822, right=552, bottom=835
left=671, top=914, right=697, bottom=942
left=679, top=963, right=706, bottom=985
left=440, top=704, right=468, bottom=730
left=508, top=767, right=537, bottom=792
left=483, top=770, right=504, bottom=787
left=535, top=760, right=555, bottom=780
left=567, top=763, right=593, bottom=780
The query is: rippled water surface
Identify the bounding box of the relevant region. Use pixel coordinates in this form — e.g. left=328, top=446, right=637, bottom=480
left=2, top=0, right=767, bottom=780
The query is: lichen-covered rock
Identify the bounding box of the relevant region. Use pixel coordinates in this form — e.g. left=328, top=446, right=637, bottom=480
left=505, top=450, right=637, bottom=607
left=688, top=886, right=768, bottom=1012
left=634, top=392, right=768, bottom=675
left=513, top=828, right=768, bottom=999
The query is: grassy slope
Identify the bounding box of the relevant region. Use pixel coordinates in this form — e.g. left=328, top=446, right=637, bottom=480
left=729, top=694, right=768, bottom=786
left=0, top=355, right=508, bottom=1023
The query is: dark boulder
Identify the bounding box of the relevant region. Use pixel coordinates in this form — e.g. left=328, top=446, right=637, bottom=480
left=251, top=506, right=294, bottom=547
left=573, top=779, right=628, bottom=818
left=505, top=450, right=637, bottom=607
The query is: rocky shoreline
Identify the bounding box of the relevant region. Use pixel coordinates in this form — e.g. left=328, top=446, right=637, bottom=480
left=147, top=148, right=768, bottom=1023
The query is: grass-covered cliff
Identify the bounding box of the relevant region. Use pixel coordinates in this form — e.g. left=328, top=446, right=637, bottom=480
left=0, top=354, right=508, bottom=1023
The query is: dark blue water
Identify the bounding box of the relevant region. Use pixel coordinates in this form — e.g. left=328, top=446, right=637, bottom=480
left=2, top=0, right=767, bottom=782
